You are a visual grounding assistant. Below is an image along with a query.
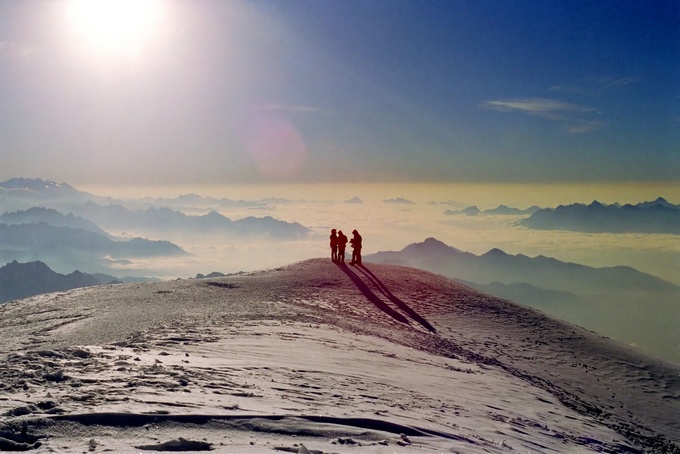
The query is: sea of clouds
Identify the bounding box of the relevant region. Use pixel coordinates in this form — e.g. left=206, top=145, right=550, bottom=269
left=89, top=183, right=680, bottom=285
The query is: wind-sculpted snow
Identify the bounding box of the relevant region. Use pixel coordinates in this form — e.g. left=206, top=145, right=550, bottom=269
left=0, top=260, right=677, bottom=452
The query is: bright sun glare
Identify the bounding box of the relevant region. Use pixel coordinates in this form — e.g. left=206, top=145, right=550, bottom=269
left=66, top=0, right=162, bottom=56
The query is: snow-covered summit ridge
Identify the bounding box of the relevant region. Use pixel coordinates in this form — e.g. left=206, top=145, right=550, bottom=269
left=0, top=259, right=677, bottom=452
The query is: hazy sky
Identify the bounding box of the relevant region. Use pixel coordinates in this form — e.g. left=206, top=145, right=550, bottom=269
left=1, top=0, right=678, bottom=186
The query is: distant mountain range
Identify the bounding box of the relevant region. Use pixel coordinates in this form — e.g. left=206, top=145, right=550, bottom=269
left=0, top=222, right=186, bottom=258
left=0, top=260, right=99, bottom=304
left=0, top=178, right=310, bottom=238
left=0, top=177, right=311, bottom=280
left=0, top=207, right=110, bottom=236
left=0, top=221, right=187, bottom=276
left=366, top=238, right=680, bottom=363
left=0, top=178, right=80, bottom=194
left=367, top=238, right=677, bottom=294
left=0, top=178, right=113, bottom=207
left=445, top=205, right=541, bottom=216
left=71, top=203, right=309, bottom=237
left=0, top=177, right=286, bottom=210
left=131, top=193, right=292, bottom=210
left=0, top=260, right=157, bottom=304
left=520, top=198, right=680, bottom=234
left=0, top=256, right=226, bottom=304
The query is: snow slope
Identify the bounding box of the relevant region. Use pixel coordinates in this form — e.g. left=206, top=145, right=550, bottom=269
left=0, top=259, right=677, bottom=453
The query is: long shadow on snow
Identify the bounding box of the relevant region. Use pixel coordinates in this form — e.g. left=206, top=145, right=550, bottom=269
left=335, top=263, right=411, bottom=327
left=355, top=264, right=436, bottom=333
left=35, top=412, right=474, bottom=443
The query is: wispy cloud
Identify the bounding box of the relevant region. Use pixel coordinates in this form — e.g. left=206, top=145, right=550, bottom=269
left=486, top=75, right=639, bottom=134
left=482, top=98, right=597, bottom=120
left=607, top=76, right=641, bottom=87
left=550, top=76, right=641, bottom=95
left=566, top=120, right=604, bottom=135
left=482, top=98, right=602, bottom=134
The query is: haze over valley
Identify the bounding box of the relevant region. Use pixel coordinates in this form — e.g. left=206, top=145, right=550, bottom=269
left=2, top=178, right=678, bottom=281
left=1, top=177, right=678, bottom=366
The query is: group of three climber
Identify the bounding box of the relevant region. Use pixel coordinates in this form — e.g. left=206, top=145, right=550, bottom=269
left=329, top=229, right=362, bottom=265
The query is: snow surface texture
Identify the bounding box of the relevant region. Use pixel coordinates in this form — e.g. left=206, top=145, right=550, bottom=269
left=0, top=259, right=678, bottom=453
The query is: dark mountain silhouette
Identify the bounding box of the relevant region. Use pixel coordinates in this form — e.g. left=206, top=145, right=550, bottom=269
left=0, top=261, right=158, bottom=305
left=444, top=205, right=481, bottom=216
left=485, top=204, right=541, bottom=215
left=445, top=205, right=540, bottom=216
left=366, top=238, right=680, bottom=364
left=345, top=196, right=363, bottom=204
left=0, top=260, right=100, bottom=304
left=0, top=207, right=109, bottom=236
left=195, top=271, right=227, bottom=279
left=636, top=197, right=677, bottom=209
left=521, top=198, right=680, bottom=234
left=367, top=237, right=677, bottom=294
left=71, top=203, right=309, bottom=238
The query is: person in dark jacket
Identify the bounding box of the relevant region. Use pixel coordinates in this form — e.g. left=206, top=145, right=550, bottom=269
left=329, top=229, right=338, bottom=262
left=349, top=229, right=362, bottom=265
left=337, top=230, right=348, bottom=263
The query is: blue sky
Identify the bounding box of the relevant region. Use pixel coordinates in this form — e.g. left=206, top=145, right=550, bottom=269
left=0, top=0, right=678, bottom=185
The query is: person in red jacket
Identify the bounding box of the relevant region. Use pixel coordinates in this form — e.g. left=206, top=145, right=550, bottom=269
left=329, top=229, right=338, bottom=262
left=349, top=229, right=362, bottom=265
left=336, top=230, right=348, bottom=263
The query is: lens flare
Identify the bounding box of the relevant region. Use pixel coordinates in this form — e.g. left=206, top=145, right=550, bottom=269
left=239, top=113, right=308, bottom=179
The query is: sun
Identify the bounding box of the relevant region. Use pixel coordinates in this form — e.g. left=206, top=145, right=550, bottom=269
left=66, top=0, right=163, bottom=56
